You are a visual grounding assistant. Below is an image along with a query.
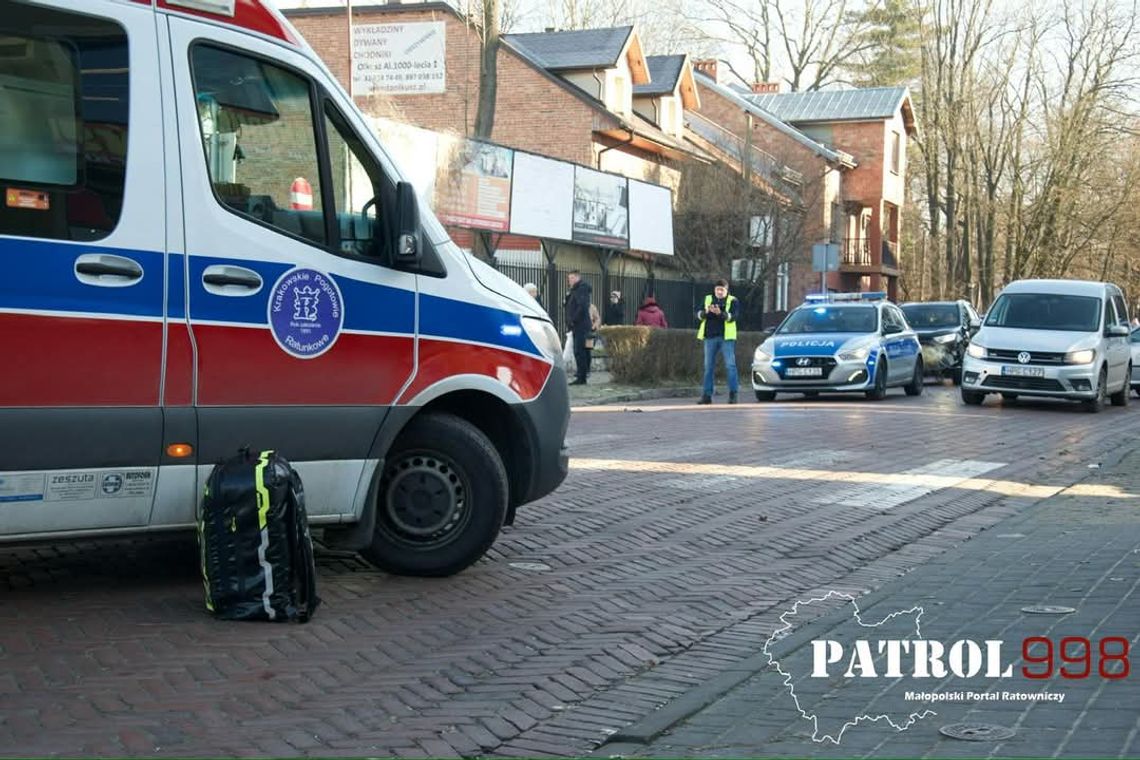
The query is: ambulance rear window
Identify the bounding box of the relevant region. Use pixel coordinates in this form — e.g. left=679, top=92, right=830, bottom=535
left=0, top=6, right=128, bottom=242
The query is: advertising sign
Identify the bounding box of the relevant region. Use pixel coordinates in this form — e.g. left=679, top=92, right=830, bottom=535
left=435, top=139, right=513, bottom=232
left=628, top=179, right=674, bottom=255
left=572, top=166, right=628, bottom=248
left=352, top=22, right=446, bottom=95
left=509, top=152, right=574, bottom=241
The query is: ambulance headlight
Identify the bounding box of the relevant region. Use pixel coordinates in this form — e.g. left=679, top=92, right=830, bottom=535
left=837, top=346, right=870, bottom=362
left=522, top=317, right=563, bottom=366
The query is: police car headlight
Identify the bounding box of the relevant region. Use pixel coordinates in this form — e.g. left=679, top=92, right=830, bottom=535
left=522, top=317, right=563, bottom=366
left=933, top=333, right=957, bottom=344
left=967, top=343, right=987, bottom=359
left=754, top=347, right=773, bottom=362
left=1065, top=349, right=1095, bottom=365
left=837, top=346, right=869, bottom=362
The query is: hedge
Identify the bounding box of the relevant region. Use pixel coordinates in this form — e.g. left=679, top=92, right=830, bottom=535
left=597, top=326, right=771, bottom=385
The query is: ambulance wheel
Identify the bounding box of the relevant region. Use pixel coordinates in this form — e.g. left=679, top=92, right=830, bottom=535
left=865, top=360, right=888, bottom=400
left=755, top=391, right=776, bottom=402
left=362, top=413, right=508, bottom=577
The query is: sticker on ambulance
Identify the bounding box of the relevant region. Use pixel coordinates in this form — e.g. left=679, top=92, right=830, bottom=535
left=268, top=268, right=344, bottom=359
left=0, top=473, right=46, bottom=503
left=98, top=469, right=155, bottom=499
left=45, top=472, right=98, bottom=502
left=5, top=188, right=49, bottom=211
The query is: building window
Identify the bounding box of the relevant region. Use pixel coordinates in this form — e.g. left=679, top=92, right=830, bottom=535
left=611, top=75, right=627, bottom=114
left=890, top=131, right=901, bottom=175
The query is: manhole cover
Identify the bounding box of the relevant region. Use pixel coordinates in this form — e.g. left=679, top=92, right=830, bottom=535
left=509, top=561, right=552, bottom=571
left=1021, top=604, right=1076, bottom=614
left=939, top=723, right=1016, bottom=742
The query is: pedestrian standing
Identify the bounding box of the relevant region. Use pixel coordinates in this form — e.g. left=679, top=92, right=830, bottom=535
left=604, top=291, right=625, bottom=325
left=523, top=282, right=543, bottom=309
left=696, top=279, right=740, bottom=404
left=564, top=270, right=592, bottom=385
left=635, top=295, right=668, bottom=327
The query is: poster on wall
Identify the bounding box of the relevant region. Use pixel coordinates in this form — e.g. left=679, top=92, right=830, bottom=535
left=434, top=139, right=513, bottom=231
left=572, top=166, right=629, bottom=248
left=628, top=179, right=675, bottom=255
left=352, top=22, right=446, bottom=95
left=509, top=152, right=574, bottom=241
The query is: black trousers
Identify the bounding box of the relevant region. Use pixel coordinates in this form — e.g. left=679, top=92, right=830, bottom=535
left=572, top=327, right=590, bottom=382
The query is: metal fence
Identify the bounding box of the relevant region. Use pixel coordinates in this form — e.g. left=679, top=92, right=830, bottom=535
left=495, top=260, right=751, bottom=336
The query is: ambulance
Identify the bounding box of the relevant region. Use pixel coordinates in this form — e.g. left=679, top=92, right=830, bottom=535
left=0, top=0, right=570, bottom=576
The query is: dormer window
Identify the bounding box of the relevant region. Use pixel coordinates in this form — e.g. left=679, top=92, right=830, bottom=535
left=612, top=75, right=627, bottom=114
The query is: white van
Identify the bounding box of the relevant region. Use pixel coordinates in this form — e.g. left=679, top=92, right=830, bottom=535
left=0, top=0, right=569, bottom=576
left=960, top=279, right=1132, bottom=412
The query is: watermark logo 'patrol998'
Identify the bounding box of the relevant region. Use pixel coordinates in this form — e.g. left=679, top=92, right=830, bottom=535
left=268, top=268, right=344, bottom=359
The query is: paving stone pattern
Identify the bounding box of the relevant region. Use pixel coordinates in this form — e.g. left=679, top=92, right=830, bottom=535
left=0, top=387, right=1134, bottom=757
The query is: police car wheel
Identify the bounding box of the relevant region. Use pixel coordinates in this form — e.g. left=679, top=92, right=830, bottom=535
left=904, top=359, right=924, bottom=396
left=363, top=413, right=508, bottom=577
left=755, top=391, right=776, bottom=402
left=865, top=360, right=888, bottom=400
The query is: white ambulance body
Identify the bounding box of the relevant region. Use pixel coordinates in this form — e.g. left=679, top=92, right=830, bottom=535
left=0, top=0, right=570, bottom=576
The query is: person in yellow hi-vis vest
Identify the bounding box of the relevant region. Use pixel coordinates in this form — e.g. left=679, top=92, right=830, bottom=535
left=697, top=279, right=740, bottom=404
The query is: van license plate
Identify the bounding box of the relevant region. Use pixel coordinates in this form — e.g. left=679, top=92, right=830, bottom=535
left=1002, top=365, right=1046, bottom=378
left=786, top=367, right=823, bottom=377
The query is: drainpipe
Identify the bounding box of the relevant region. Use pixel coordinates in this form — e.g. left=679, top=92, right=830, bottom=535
left=597, top=127, right=635, bottom=169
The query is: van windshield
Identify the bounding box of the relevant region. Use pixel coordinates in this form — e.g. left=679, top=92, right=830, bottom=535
left=901, top=304, right=959, bottom=328
left=985, top=293, right=1102, bottom=332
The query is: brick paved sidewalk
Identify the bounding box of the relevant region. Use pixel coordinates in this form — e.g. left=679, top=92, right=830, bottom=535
left=614, top=448, right=1140, bottom=759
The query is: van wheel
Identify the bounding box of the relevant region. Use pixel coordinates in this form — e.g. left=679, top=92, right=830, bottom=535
left=904, top=359, right=924, bottom=396
left=961, top=389, right=985, bottom=406
left=362, top=413, right=508, bottom=577
left=755, top=391, right=776, bottom=402
left=1110, top=365, right=1130, bottom=406
left=1082, top=367, right=1108, bottom=414
left=865, top=359, right=888, bottom=400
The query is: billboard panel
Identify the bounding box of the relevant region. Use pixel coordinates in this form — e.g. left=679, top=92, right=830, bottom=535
left=353, top=22, right=446, bottom=95
left=628, top=179, right=674, bottom=255
left=572, top=166, right=628, bottom=248
left=509, top=152, right=574, bottom=241
left=434, top=139, right=513, bottom=231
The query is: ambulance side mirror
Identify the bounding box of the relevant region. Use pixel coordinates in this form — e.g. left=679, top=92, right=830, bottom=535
left=394, top=181, right=421, bottom=262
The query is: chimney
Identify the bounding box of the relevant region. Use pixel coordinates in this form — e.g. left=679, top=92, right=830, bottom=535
left=544, top=26, right=555, bottom=32
left=751, top=82, right=780, bottom=94
left=693, top=59, right=719, bottom=84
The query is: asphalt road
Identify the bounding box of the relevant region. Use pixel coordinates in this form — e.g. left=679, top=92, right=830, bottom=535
left=1, top=383, right=1135, bottom=757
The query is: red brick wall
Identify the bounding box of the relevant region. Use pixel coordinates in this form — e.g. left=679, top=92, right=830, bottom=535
left=286, top=6, right=598, bottom=166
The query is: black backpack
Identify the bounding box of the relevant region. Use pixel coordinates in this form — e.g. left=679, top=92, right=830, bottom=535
left=199, top=448, right=319, bottom=622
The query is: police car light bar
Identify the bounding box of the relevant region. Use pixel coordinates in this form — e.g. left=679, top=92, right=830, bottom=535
left=803, top=291, right=887, bottom=304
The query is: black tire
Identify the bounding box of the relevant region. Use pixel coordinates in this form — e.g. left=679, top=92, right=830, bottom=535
left=865, top=359, right=888, bottom=400
left=1001, top=392, right=1018, bottom=402
left=755, top=390, right=776, bottom=402
left=1110, top=365, right=1130, bottom=407
left=1082, top=367, right=1108, bottom=414
left=961, top=388, right=984, bottom=406
left=361, top=413, right=508, bottom=577
left=904, top=359, right=924, bottom=396
left=951, top=365, right=963, bottom=385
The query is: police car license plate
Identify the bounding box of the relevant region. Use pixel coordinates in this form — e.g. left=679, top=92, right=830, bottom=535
left=1002, top=365, right=1045, bottom=378
left=786, top=367, right=823, bottom=377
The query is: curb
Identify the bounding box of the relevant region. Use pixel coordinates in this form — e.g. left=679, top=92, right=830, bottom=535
left=596, top=442, right=1137, bottom=749
left=572, top=386, right=705, bottom=407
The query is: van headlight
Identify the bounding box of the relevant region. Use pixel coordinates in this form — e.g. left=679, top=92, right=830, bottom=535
left=933, top=333, right=957, bottom=344
left=966, top=343, right=987, bottom=359
left=522, top=317, right=563, bottom=366
left=1065, top=349, right=1095, bottom=365
left=837, top=346, right=870, bottom=362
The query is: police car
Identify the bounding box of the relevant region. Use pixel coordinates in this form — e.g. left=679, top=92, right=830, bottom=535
left=751, top=293, right=924, bottom=400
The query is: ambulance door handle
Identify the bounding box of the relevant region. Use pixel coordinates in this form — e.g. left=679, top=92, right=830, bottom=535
left=74, top=253, right=144, bottom=286
left=202, top=265, right=263, bottom=296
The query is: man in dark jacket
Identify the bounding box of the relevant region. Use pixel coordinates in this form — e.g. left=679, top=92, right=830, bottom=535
left=564, top=270, right=592, bottom=385
left=604, top=291, right=625, bottom=325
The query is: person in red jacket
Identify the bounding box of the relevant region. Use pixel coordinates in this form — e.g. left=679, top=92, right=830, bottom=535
left=635, top=295, right=669, bottom=328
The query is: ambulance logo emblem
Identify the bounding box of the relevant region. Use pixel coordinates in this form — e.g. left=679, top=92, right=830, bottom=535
left=269, top=268, right=344, bottom=359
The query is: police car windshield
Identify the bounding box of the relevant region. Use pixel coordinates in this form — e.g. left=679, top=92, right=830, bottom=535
left=901, top=304, right=958, bottom=328
left=778, top=305, right=878, bottom=334
left=985, top=293, right=1101, bottom=332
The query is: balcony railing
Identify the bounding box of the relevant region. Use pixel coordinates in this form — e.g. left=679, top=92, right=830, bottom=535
left=842, top=237, right=872, bottom=267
